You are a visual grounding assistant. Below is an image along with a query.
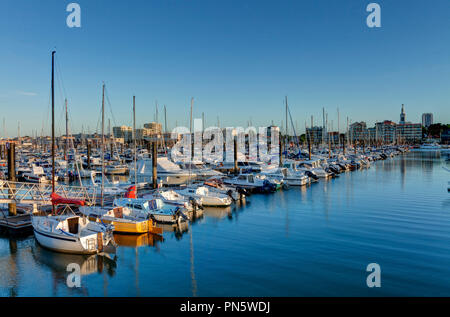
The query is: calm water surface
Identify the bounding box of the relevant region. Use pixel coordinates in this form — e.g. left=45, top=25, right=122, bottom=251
left=1, top=151, right=450, bottom=297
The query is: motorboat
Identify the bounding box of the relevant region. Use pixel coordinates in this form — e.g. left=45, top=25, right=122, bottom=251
left=260, top=167, right=309, bottom=186
left=203, top=177, right=247, bottom=200
left=23, top=165, right=53, bottom=183
left=144, top=190, right=201, bottom=210
left=223, top=173, right=278, bottom=193
left=113, top=197, right=188, bottom=224
left=79, top=205, right=162, bottom=234
left=104, top=164, right=129, bottom=175
left=175, top=185, right=233, bottom=207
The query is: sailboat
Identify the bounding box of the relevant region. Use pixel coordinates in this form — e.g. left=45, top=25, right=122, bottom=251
left=32, top=197, right=116, bottom=255
left=31, top=51, right=116, bottom=255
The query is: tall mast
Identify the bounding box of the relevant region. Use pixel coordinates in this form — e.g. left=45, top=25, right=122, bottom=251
left=346, top=116, right=349, bottom=148
left=322, top=107, right=325, bottom=146
left=285, top=96, right=288, bottom=155
left=50, top=51, right=56, bottom=215
left=164, top=105, right=167, bottom=134
left=51, top=52, right=55, bottom=193
left=190, top=97, right=194, bottom=161
left=133, top=96, right=137, bottom=189
left=65, top=98, right=68, bottom=160
left=101, top=83, right=105, bottom=207
left=337, top=107, right=340, bottom=149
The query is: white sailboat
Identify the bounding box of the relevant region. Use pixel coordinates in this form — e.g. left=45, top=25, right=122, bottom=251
left=32, top=211, right=115, bottom=255
left=31, top=52, right=116, bottom=255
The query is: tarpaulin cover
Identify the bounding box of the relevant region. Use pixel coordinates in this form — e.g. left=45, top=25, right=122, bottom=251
left=51, top=192, right=85, bottom=206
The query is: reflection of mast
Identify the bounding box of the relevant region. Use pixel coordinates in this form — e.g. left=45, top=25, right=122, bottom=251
left=103, top=261, right=108, bottom=297
left=189, top=229, right=198, bottom=297
left=133, top=96, right=137, bottom=189
left=134, top=248, right=140, bottom=296
left=8, top=239, right=18, bottom=297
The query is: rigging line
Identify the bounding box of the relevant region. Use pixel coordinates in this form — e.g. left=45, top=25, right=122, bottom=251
left=42, top=84, right=52, bottom=137
left=55, top=55, right=68, bottom=99
left=95, top=103, right=102, bottom=135
left=287, top=106, right=299, bottom=147
left=103, top=86, right=118, bottom=127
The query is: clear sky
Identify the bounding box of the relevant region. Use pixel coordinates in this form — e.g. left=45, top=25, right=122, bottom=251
left=0, top=0, right=449, bottom=137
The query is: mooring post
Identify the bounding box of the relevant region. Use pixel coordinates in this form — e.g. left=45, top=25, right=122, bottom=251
left=279, top=138, right=283, bottom=167
left=87, top=142, right=91, bottom=170
left=152, top=141, right=157, bottom=189
left=7, top=143, right=17, bottom=216
left=308, top=135, right=312, bottom=160
left=342, top=135, right=346, bottom=155
left=234, top=136, right=238, bottom=175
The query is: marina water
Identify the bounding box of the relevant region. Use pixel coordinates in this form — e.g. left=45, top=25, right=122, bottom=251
left=1, top=151, right=450, bottom=296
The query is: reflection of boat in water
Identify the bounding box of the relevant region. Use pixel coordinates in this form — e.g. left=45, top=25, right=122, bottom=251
left=113, top=233, right=163, bottom=248
left=203, top=206, right=232, bottom=220
left=159, top=222, right=189, bottom=240
left=444, top=167, right=450, bottom=192
left=31, top=243, right=117, bottom=277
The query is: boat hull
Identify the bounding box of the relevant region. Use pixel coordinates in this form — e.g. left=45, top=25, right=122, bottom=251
left=33, top=228, right=99, bottom=255
left=91, top=217, right=162, bottom=234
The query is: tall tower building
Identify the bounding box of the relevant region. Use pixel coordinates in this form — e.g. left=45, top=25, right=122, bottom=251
left=422, top=113, right=433, bottom=128
left=400, top=104, right=406, bottom=124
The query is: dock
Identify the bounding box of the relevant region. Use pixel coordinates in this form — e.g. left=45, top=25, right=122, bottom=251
left=0, top=213, right=32, bottom=235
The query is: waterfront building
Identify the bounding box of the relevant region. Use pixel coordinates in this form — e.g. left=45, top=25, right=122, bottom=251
left=326, top=131, right=340, bottom=144
left=349, top=122, right=368, bottom=143
left=396, top=105, right=422, bottom=142
left=113, top=122, right=163, bottom=142
left=306, top=126, right=323, bottom=144
left=375, top=120, right=397, bottom=143
left=113, top=125, right=133, bottom=142
left=143, top=122, right=163, bottom=134
left=422, top=113, right=433, bottom=128
left=396, top=122, right=422, bottom=143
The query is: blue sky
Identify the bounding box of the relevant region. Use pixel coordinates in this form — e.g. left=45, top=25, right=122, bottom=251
left=0, top=0, right=449, bottom=137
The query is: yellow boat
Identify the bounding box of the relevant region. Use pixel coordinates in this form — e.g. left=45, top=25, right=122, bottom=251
left=80, top=206, right=163, bottom=235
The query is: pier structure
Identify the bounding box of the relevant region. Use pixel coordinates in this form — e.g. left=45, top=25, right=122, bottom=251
left=0, top=180, right=96, bottom=233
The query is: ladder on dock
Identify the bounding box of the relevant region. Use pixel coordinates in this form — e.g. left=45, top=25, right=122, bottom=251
left=0, top=180, right=96, bottom=206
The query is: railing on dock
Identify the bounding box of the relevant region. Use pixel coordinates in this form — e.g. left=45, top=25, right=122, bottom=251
left=0, top=180, right=96, bottom=205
